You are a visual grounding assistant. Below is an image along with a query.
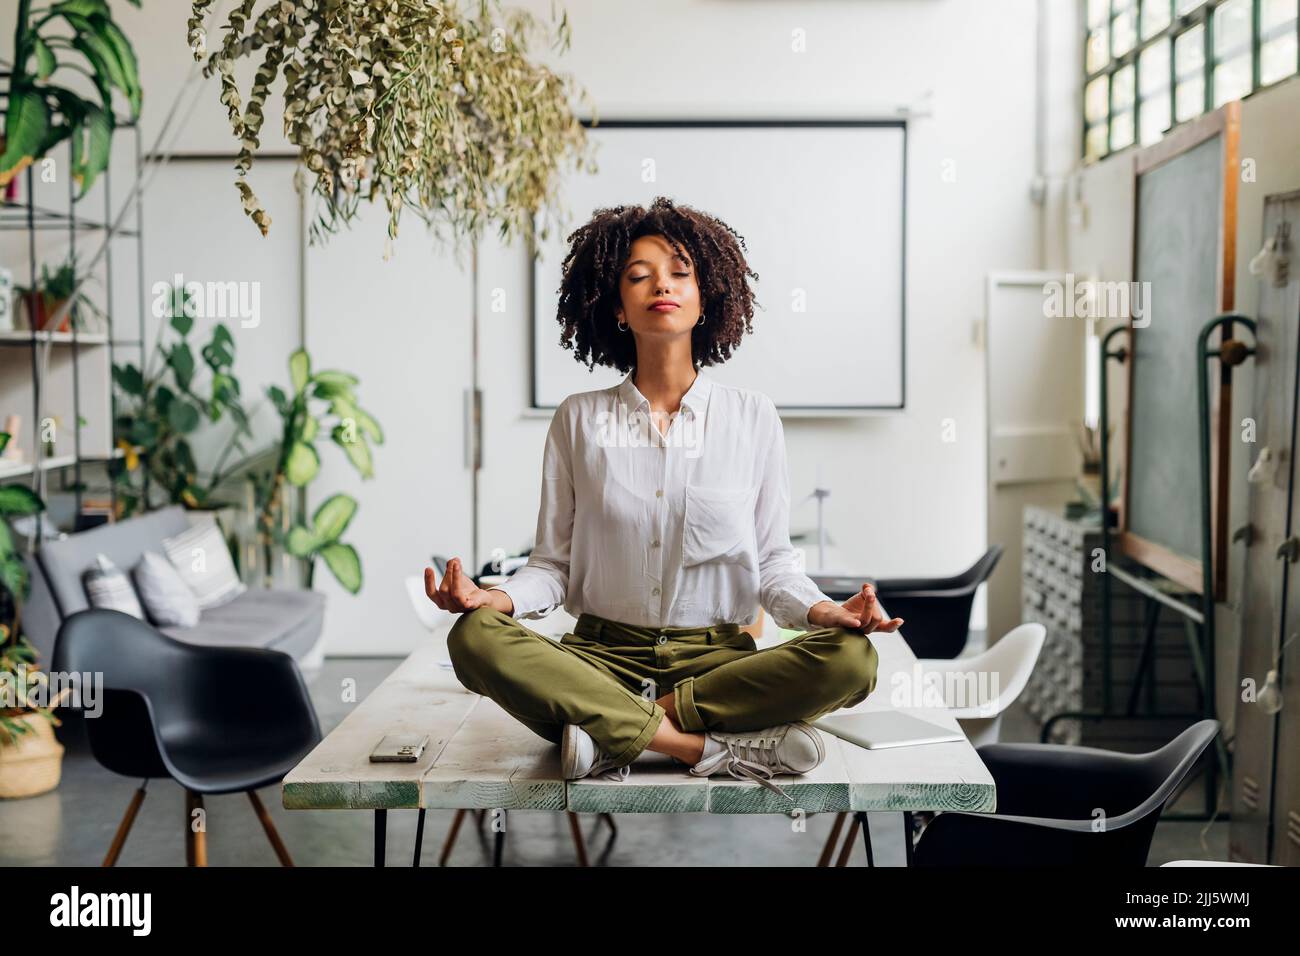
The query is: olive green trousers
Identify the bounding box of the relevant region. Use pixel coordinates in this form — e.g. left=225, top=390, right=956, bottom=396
left=445, top=607, right=879, bottom=768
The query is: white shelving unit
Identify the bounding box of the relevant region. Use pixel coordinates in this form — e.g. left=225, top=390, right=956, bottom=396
left=0, top=125, right=146, bottom=536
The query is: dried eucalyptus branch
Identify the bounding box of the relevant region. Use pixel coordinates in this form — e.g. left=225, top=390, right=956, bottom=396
left=189, top=0, right=597, bottom=255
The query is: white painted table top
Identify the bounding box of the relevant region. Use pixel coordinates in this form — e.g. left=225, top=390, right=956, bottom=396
left=283, top=615, right=996, bottom=815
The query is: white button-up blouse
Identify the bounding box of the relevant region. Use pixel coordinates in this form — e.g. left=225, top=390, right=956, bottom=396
left=487, top=369, right=835, bottom=631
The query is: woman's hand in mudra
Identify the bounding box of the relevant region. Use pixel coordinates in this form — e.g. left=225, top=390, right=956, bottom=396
left=807, top=583, right=904, bottom=635
left=424, top=557, right=496, bottom=613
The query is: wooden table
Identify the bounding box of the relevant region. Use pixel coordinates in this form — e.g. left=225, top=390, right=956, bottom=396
left=282, top=622, right=996, bottom=866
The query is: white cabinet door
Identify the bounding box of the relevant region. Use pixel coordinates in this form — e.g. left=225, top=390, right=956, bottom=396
left=305, top=212, right=474, bottom=656
left=985, top=271, right=1086, bottom=646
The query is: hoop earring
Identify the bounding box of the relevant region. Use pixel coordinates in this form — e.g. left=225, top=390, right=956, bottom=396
left=696, top=314, right=705, bottom=326
left=617, top=319, right=629, bottom=332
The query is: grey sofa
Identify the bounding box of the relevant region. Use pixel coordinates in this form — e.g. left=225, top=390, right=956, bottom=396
left=23, top=505, right=326, bottom=680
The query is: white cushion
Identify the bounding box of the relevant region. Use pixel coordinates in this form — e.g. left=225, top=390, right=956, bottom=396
left=82, top=553, right=145, bottom=619
left=162, top=517, right=247, bottom=610
left=132, top=551, right=200, bottom=628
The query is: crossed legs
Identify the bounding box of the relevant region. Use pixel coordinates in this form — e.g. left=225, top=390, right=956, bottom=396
left=446, top=607, right=879, bottom=768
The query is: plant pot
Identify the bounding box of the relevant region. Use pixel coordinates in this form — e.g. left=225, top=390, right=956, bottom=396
left=0, top=712, right=64, bottom=799
left=22, top=292, right=72, bottom=333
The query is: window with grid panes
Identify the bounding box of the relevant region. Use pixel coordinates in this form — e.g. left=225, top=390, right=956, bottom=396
left=1083, top=0, right=1299, bottom=161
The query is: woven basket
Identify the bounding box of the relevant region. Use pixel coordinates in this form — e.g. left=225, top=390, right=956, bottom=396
left=0, top=713, right=64, bottom=799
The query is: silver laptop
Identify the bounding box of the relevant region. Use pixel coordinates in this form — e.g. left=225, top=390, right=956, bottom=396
left=814, top=711, right=965, bottom=750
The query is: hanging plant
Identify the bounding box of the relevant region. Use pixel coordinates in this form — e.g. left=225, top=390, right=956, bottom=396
left=187, top=0, right=597, bottom=252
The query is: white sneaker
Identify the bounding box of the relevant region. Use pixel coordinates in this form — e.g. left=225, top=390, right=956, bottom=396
left=689, top=722, right=825, bottom=800
left=561, top=724, right=631, bottom=782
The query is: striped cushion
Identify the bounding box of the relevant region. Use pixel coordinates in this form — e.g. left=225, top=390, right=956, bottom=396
left=81, top=553, right=145, bottom=619
left=162, top=518, right=247, bottom=610
left=132, top=551, right=200, bottom=628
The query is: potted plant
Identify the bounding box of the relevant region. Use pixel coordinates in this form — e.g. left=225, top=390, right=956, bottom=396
left=110, top=283, right=253, bottom=517
left=0, top=431, right=62, bottom=800
left=15, top=254, right=108, bottom=333
left=231, top=349, right=382, bottom=593
left=1, top=0, right=144, bottom=196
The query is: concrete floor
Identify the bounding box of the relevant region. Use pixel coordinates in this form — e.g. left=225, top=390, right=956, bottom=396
left=0, top=653, right=1230, bottom=867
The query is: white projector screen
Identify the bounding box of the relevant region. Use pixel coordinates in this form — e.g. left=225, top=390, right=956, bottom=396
left=530, top=120, right=906, bottom=411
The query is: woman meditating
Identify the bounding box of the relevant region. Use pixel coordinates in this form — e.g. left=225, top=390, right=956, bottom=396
left=424, top=197, right=902, bottom=798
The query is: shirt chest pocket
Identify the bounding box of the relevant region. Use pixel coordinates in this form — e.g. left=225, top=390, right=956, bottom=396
left=682, top=484, right=758, bottom=569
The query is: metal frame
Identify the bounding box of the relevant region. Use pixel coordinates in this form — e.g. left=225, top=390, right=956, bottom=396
left=1122, top=102, right=1240, bottom=598
left=373, top=807, right=618, bottom=867
left=1045, top=314, right=1257, bottom=820
left=526, top=117, right=909, bottom=414
left=1082, top=0, right=1300, bottom=162
left=0, top=125, right=147, bottom=542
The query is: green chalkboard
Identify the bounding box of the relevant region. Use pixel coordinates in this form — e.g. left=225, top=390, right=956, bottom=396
left=1123, top=104, right=1239, bottom=597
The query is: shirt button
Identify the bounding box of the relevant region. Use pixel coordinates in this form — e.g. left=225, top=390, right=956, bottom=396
left=655, top=489, right=663, bottom=498
left=651, top=539, right=661, bottom=548
left=652, top=586, right=661, bottom=596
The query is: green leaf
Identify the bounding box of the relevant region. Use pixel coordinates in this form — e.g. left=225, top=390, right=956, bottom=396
left=51, top=0, right=112, bottom=15
left=45, top=85, right=94, bottom=126
left=1, top=556, right=30, bottom=600
left=201, top=338, right=234, bottom=370
left=167, top=400, right=200, bottom=434
left=0, top=485, right=46, bottom=517
left=167, top=343, right=195, bottom=391
left=285, top=524, right=319, bottom=557
left=126, top=418, right=158, bottom=445
left=93, top=16, right=142, bottom=115
left=31, top=37, right=57, bottom=80
left=312, top=370, right=359, bottom=388
left=313, top=380, right=355, bottom=401
left=319, top=542, right=362, bottom=594
left=0, top=89, right=50, bottom=184
left=112, top=363, right=144, bottom=395
left=170, top=312, right=194, bottom=337
left=332, top=426, right=373, bottom=478
left=66, top=28, right=118, bottom=109
left=267, top=385, right=289, bottom=415
left=311, top=493, right=357, bottom=543
left=353, top=406, right=384, bottom=444
left=202, top=325, right=235, bottom=370
left=285, top=441, right=320, bottom=485
left=72, top=106, right=113, bottom=196
left=301, top=415, right=318, bottom=444
left=0, top=432, right=10, bottom=456
left=153, top=384, right=175, bottom=417
left=289, top=350, right=311, bottom=395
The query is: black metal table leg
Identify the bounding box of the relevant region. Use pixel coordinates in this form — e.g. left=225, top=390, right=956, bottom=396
left=902, top=811, right=915, bottom=867
left=857, top=812, right=875, bottom=867
left=493, top=809, right=506, bottom=867
left=374, top=809, right=387, bottom=867
left=412, top=808, right=426, bottom=867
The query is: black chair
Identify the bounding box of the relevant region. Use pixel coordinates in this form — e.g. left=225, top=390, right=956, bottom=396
left=869, top=546, right=1003, bottom=659
left=911, top=719, right=1219, bottom=866
left=52, top=608, right=322, bottom=866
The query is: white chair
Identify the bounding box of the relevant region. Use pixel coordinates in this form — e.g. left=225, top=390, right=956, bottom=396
left=405, top=574, right=453, bottom=633
left=914, top=622, right=1046, bottom=747
left=1160, top=860, right=1275, bottom=866
left=817, top=622, right=1046, bottom=866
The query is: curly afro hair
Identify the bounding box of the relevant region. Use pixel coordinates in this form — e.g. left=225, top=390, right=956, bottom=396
left=554, top=196, right=759, bottom=373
